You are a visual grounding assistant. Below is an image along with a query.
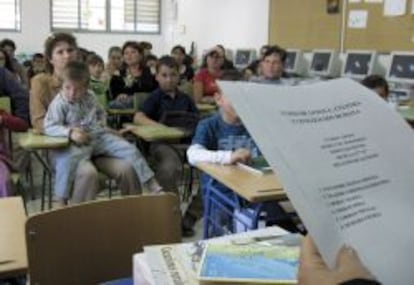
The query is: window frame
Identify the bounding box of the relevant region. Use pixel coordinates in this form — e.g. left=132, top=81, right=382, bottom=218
left=0, top=0, right=21, bottom=32
left=50, top=0, right=161, bottom=35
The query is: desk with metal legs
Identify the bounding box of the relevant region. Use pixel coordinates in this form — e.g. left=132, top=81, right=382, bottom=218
left=196, top=163, right=293, bottom=238
left=18, top=132, right=69, bottom=210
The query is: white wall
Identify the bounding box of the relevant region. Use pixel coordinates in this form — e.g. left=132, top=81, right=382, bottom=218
left=0, top=0, right=171, bottom=58
left=169, top=0, right=270, bottom=59
left=0, top=0, right=270, bottom=60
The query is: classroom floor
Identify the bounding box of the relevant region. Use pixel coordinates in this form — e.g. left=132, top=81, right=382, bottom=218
left=22, top=156, right=204, bottom=242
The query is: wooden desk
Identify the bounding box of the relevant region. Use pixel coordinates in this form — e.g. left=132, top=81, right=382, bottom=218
left=0, top=197, right=27, bottom=279
left=398, top=106, right=414, bottom=122
left=18, top=132, right=69, bottom=150
left=107, top=109, right=136, bottom=116
left=196, top=104, right=216, bottom=112
left=197, top=163, right=292, bottom=238
left=196, top=163, right=286, bottom=203
left=124, top=123, right=186, bottom=142
left=18, top=132, right=69, bottom=210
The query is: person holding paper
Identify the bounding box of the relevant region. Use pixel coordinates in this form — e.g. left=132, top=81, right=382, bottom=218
left=299, top=235, right=380, bottom=285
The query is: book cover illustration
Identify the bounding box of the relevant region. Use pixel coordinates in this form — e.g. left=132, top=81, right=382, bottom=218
left=198, top=234, right=300, bottom=283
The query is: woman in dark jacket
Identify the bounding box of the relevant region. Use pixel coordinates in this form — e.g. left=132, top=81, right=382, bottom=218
left=109, top=41, right=157, bottom=109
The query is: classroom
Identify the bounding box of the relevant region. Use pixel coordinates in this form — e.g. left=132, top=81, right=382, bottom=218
left=0, top=0, right=412, bottom=284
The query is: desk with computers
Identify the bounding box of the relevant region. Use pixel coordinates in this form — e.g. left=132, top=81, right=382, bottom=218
left=228, top=47, right=414, bottom=104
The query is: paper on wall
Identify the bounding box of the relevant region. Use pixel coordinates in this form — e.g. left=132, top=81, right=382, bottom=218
left=384, top=0, right=407, bottom=16
left=348, top=10, right=369, bottom=28
left=220, top=79, right=414, bottom=285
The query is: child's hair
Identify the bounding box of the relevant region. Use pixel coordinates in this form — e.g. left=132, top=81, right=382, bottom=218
left=220, top=70, right=244, bottom=81
left=201, top=48, right=221, bottom=68
left=108, top=46, right=121, bottom=58
left=77, top=47, right=91, bottom=62
left=121, top=41, right=144, bottom=69
left=32, top=53, right=44, bottom=60
left=361, top=75, right=389, bottom=95
left=156, top=55, right=178, bottom=73
left=44, top=32, right=77, bottom=73
left=138, top=41, right=152, bottom=51
left=0, top=38, right=16, bottom=51
left=86, top=53, right=104, bottom=66
left=262, top=45, right=287, bottom=63
left=0, top=48, right=15, bottom=73
left=171, top=45, right=186, bottom=55
left=62, top=61, right=90, bottom=85
left=146, top=54, right=158, bottom=62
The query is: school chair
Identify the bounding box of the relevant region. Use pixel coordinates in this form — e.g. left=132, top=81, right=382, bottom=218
left=159, top=111, right=200, bottom=202
left=25, top=194, right=181, bottom=285
left=178, top=80, right=193, bottom=97
left=0, top=96, right=30, bottom=204
left=0, top=96, right=13, bottom=154
left=133, top=92, right=150, bottom=110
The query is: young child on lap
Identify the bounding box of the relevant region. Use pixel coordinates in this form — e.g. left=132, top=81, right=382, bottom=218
left=44, top=61, right=161, bottom=205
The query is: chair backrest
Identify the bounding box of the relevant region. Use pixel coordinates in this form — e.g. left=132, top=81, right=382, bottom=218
left=160, top=111, right=200, bottom=138
left=178, top=81, right=193, bottom=97
left=0, top=96, right=13, bottom=157
left=26, top=194, right=181, bottom=285
left=0, top=96, right=11, bottom=112
left=133, top=92, right=150, bottom=110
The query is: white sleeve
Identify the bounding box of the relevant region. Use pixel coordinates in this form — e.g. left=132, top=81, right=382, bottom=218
left=187, top=144, right=233, bottom=166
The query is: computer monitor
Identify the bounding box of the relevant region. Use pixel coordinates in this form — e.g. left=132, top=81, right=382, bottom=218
left=234, top=49, right=256, bottom=69
left=342, top=50, right=376, bottom=79
left=284, top=49, right=303, bottom=74
left=309, top=49, right=338, bottom=77
left=387, top=52, right=414, bottom=84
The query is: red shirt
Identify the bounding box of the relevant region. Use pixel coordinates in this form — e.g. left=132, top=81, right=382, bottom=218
left=0, top=110, right=28, bottom=164
left=194, top=68, right=221, bottom=97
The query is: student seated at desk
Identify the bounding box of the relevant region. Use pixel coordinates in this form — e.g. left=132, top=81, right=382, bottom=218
left=87, top=53, right=108, bottom=107
left=186, top=70, right=298, bottom=234
left=361, top=75, right=389, bottom=101
left=171, top=45, right=194, bottom=84
left=133, top=55, right=198, bottom=196
left=44, top=61, right=162, bottom=206
left=0, top=109, right=28, bottom=197
left=193, top=47, right=223, bottom=104
left=109, top=41, right=157, bottom=109
left=0, top=66, right=29, bottom=123
left=250, top=45, right=291, bottom=85
left=244, top=44, right=270, bottom=80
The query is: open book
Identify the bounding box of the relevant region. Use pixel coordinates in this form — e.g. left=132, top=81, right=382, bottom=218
left=220, top=78, right=414, bottom=285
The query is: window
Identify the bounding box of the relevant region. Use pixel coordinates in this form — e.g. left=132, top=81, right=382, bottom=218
left=51, top=0, right=160, bottom=34
left=0, top=0, right=21, bottom=31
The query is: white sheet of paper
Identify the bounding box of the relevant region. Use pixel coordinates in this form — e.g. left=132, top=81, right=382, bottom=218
left=364, top=0, right=383, bottom=3
left=220, top=79, right=414, bottom=285
left=348, top=10, right=369, bottom=28
left=384, top=0, right=407, bottom=16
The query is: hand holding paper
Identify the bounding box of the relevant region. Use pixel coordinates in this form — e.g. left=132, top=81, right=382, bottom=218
left=220, top=78, right=414, bottom=285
